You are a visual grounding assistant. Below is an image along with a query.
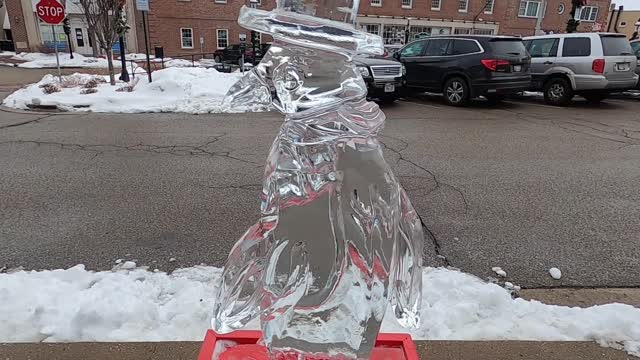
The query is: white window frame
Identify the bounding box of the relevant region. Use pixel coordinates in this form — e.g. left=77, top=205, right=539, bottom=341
left=180, top=28, right=193, bottom=49
left=518, top=0, right=540, bottom=18
left=458, top=0, right=468, bottom=12
left=454, top=27, right=471, bottom=34
left=370, top=0, right=382, bottom=7
left=362, top=23, right=381, bottom=36
left=576, top=6, right=598, bottom=22
left=214, top=0, right=226, bottom=4
left=483, top=0, right=494, bottom=14
left=216, top=29, right=228, bottom=49
left=402, top=0, right=412, bottom=9
left=431, top=0, right=440, bottom=10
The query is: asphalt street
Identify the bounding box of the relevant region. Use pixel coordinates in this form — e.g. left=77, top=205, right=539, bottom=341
left=1, top=78, right=639, bottom=288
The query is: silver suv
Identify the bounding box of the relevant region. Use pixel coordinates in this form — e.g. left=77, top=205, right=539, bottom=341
left=523, top=33, right=638, bottom=105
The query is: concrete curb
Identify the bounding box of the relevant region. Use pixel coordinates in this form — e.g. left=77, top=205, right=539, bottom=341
left=0, top=341, right=633, bottom=360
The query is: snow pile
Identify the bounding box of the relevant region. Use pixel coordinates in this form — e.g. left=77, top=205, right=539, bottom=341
left=2, top=68, right=260, bottom=114
left=0, top=265, right=638, bottom=356
left=0, top=51, right=16, bottom=57
left=122, top=53, right=156, bottom=61
left=11, top=52, right=122, bottom=69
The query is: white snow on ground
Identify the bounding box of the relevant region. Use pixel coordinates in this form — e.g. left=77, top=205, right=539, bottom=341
left=0, top=51, right=16, bottom=57
left=0, top=265, right=638, bottom=357
left=549, top=267, right=562, bottom=279
left=11, top=52, right=122, bottom=69
left=2, top=68, right=259, bottom=114
left=122, top=53, right=156, bottom=61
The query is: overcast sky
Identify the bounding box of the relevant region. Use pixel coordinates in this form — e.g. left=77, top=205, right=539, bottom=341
left=612, top=0, right=640, bottom=10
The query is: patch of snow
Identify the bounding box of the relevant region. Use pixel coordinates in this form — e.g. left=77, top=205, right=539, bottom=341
left=163, top=58, right=200, bottom=68
left=12, top=52, right=123, bottom=69
left=120, top=261, right=136, bottom=270
left=504, top=281, right=514, bottom=289
left=114, top=259, right=123, bottom=264
left=0, top=51, right=16, bottom=57
left=492, top=267, right=507, bottom=278
left=2, top=68, right=261, bottom=114
left=169, top=258, right=177, bottom=262
left=0, top=265, right=639, bottom=357
left=122, top=53, right=156, bottom=61
left=549, top=267, right=562, bottom=280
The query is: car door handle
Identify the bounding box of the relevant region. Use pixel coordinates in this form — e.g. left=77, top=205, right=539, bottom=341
left=543, top=61, right=553, bottom=65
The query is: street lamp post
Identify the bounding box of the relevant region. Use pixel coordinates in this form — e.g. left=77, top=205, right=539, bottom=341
left=116, top=5, right=130, bottom=82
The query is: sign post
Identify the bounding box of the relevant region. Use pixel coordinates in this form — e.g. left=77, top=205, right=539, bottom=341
left=35, top=0, right=65, bottom=82
left=136, top=0, right=151, bottom=82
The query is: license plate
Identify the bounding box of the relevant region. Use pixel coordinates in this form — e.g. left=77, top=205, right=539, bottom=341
left=384, top=83, right=395, bottom=92
left=513, top=65, right=522, bottom=72
left=615, top=63, right=630, bottom=71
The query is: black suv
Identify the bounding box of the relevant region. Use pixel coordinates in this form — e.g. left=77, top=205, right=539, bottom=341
left=394, top=35, right=531, bottom=106
left=214, top=44, right=263, bottom=65
left=354, top=55, right=405, bottom=103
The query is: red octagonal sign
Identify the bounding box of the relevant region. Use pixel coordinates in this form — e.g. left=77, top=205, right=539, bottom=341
left=36, top=0, right=65, bottom=25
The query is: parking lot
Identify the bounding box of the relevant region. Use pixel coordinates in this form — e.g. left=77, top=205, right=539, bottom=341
left=1, top=92, right=639, bottom=289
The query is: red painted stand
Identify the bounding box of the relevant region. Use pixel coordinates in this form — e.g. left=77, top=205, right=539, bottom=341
left=198, top=329, right=419, bottom=360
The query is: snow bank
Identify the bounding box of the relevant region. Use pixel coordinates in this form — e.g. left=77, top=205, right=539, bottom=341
left=0, top=265, right=638, bottom=357
left=2, top=68, right=259, bottom=114
left=12, top=52, right=123, bottom=69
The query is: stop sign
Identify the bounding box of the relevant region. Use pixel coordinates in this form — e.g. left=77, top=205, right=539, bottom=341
left=36, top=0, right=65, bottom=25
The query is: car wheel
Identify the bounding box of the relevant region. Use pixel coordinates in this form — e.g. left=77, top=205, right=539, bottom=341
left=582, top=92, right=608, bottom=103
left=543, top=78, right=573, bottom=106
left=443, top=77, right=469, bottom=106
left=214, top=56, right=221, bottom=63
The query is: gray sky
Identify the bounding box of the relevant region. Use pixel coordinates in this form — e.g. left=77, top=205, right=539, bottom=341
left=612, top=0, right=640, bottom=10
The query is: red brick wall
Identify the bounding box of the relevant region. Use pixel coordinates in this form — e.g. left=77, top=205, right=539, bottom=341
left=359, top=0, right=507, bottom=24
left=146, top=0, right=276, bottom=56
left=500, top=0, right=612, bottom=36
left=5, top=0, right=30, bottom=51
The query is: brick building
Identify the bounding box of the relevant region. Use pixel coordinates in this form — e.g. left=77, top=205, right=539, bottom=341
left=143, top=0, right=613, bottom=56
left=143, top=0, right=275, bottom=56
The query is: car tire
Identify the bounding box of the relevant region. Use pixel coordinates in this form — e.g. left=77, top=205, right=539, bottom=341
left=214, top=56, right=222, bottom=63
left=543, top=78, right=573, bottom=106
left=582, top=92, right=608, bottom=103
left=485, top=94, right=502, bottom=105
left=443, top=77, right=469, bottom=107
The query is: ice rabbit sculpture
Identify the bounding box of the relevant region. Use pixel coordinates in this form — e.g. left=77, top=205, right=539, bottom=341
left=213, top=0, right=425, bottom=358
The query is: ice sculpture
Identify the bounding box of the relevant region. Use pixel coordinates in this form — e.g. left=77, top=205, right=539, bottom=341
left=213, top=0, right=425, bottom=358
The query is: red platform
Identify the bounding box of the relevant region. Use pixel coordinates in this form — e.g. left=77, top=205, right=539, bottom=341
left=198, top=329, right=419, bottom=360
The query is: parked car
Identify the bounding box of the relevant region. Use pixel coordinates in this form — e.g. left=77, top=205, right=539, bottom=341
left=523, top=33, right=638, bottom=106
left=354, top=55, right=405, bottom=103
left=383, top=44, right=403, bottom=58
left=214, top=44, right=262, bottom=65
left=393, top=35, right=531, bottom=106
left=630, top=39, right=640, bottom=89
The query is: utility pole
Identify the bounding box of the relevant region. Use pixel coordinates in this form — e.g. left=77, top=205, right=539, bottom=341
left=534, top=0, right=547, bottom=35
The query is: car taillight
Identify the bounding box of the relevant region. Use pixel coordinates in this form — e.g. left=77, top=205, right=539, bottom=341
left=592, top=59, right=605, bottom=74
left=481, top=59, right=510, bottom=71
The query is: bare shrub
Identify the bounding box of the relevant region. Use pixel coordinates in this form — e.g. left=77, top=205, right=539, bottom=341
left=80, top=88, right=98, bottom=95
left=40, top=83, right=60, bottom=94
left=115, top=85, right=134, bottom=92
left=84, top=79, right=99, bottom=88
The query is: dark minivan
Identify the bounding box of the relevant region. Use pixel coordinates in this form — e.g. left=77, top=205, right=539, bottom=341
left=394, top=35, right=531, bottom=106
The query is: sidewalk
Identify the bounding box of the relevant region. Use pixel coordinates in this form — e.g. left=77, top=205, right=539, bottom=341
left=0, top=341, right=631, bottom=360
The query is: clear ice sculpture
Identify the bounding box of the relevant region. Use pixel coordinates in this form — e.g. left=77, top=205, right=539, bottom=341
left=213, top=0, right=425, bottom=358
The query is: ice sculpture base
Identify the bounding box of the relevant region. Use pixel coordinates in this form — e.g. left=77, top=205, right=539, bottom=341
left=198, top=330, right=419, bottom=360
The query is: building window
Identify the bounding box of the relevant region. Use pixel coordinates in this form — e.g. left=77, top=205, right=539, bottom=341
left=518, top=0, right=540, bottom=18
left=402, top=0, right=412, bottom=8
left=577, top=6, right=598, bottom=22
left=454, top=27, right=471, bottom=34
left=370, top=0, right=382, bottom=6
left=362, top=24, right=381, bottom=35
left=382, top=25, right=406, bottom=45
left=409, top=25, right=430, bottom=41
left=619, top=21, right=627, bottom=27
left=472, top=28, right=494, bottom=35
left=484, top=0, right=494, bottom=14
left=75, top=28, right=85, bottom=47
left=180, top=28, right=193, bottom=48
left=217, top=29, right=228, bottom=49
left=431, top=0, right=440, bottom=10
left=458, top=0, right=468, bottom=12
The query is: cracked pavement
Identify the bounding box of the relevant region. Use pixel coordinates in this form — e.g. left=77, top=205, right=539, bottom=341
left=1, top=93, right=639, bottom=288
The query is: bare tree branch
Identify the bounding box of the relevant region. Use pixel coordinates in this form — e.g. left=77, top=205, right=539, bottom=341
left=78, top=0, right=122, bottom=84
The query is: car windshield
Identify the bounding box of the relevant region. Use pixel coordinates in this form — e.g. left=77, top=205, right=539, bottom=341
left=630, top=41, right=640, bottom=57
left=489, top=38, right=527, bottom=56
left=600, top=35, right=633, bottom=56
